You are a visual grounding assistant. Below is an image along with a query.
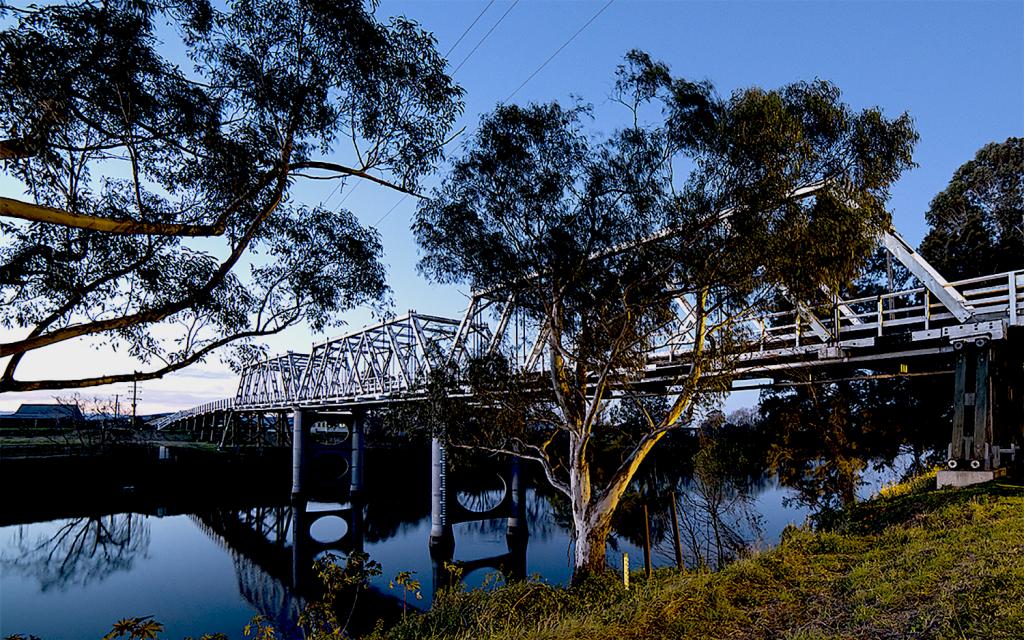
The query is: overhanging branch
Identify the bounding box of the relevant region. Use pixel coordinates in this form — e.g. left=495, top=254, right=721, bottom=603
left=288, top=161, right=423, bottom=199
left=0, top=196, right=227, bottom=236
left=0, top=167, right=290, bottom=358
left=0, top=325, right=288, bottom=393
left=0, top=158, right=417, bottom=236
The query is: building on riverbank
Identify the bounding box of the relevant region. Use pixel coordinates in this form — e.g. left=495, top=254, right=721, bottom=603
left=0, top=403, right=84, bottom=431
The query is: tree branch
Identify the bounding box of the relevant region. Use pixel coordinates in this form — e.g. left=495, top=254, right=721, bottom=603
left=0, top=137, right=36, bottom=160
left=0, top=161, right=283, bottom=237
left=594, top=287, right=711, bottom=507
left=288, top=161, right=423, bottom=199
left=2, top=242, right=159, bottom=383
left=0, top=166, right=289, bottom=358
left=450, top=441, right=570, bottom=498
left=0, top=324, right=288, bottom=393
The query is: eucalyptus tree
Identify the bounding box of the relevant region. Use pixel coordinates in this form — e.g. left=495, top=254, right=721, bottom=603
left=413, top=51, right=917, bottom=579
left=0, top=0, right=463, bottom=391
left=919, top=137, right=1023, bottom=279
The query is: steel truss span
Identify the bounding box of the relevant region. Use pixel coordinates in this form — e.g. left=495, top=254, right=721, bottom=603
left=156, top=231, right=1023, bottom=428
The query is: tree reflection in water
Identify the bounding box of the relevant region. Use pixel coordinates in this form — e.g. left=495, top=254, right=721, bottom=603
left=669, top=438, right=765, bottom=570
left=1, top=514, right=150, bottom=592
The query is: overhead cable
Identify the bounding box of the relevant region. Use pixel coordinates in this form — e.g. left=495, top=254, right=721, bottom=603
left=503, top=0, right=615, bottom=104
left=445, top=0, right=497, bottom=57
left=453, top=0, right=522, bottom=74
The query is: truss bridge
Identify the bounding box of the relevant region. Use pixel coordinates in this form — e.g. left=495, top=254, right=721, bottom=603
left=155, top=228, right=1023, bottom=475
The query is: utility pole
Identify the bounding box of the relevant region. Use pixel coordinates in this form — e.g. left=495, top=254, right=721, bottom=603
left=127, top=375, right=140, bottom=428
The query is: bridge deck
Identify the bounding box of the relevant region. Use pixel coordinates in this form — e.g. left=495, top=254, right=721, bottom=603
left=155, top=268, right=1023, bottom=429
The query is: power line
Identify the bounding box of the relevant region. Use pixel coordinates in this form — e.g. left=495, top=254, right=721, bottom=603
left=373, top=0, right=612, bottom=229
left=445, top=0, right=497, bottom=58
left=339, top=2, right=512, bottom=225
left=338, top=180, right=361, bottom=206
left=373, top=194, right=407, bottom=227
left=453, top=0, right=521, bottom=74
left=503, top=0, right=614, bottom=104
left=322, top=0, right=497, bottom=214
left=321, top=177, right=346, bottom=208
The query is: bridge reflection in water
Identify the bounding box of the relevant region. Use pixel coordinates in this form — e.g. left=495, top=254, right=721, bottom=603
left=186, top=431, right=531, bottom=637
left=148, top=226, right=1024, bottom=630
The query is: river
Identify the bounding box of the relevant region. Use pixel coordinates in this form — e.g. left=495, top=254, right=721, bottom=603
left=0, top=440, right=921, bottom=639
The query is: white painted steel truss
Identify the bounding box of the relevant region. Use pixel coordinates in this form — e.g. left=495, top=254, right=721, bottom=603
left=217, top=266, right=1021, bottom=415
left=236, top=351, right=310, bottom=408
left=500, top=271, right=1021, bottom=374
left=234, top=312, right=493, bottom=410
left=161, top=219, right=1023, bottom=425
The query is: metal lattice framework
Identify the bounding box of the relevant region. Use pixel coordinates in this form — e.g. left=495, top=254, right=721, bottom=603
left=458, top=230, right=1022, bottom=381
left=236, top=352, right=310, bottom=408
left=234, top=312, right=492, bottom=410
left=161, top=224, right=1023, bottom=425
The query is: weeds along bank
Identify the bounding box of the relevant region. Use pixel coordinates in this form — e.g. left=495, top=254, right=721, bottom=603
left=370, top=475, right=1024, bottom=640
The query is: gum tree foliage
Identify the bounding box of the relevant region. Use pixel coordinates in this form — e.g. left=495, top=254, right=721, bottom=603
left=751, top=139, right=1023, bottom=516
left=919, top=137, right=1023, bottom=279
left=413, top=51, right=917, bottom=579
left=0, top=0, right=463, bottom=391
left=750, top=244, right=947, bottom=520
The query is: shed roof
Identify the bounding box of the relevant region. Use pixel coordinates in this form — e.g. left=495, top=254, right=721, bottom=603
left=12, top=404, right=84, bottom=420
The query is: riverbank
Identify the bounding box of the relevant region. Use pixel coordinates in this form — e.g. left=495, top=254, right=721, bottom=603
left=0, top=443, right=292, bottom=526
left=371, top=473, right=1024, bottom=640
left=0, top=431, right=256, bottom=459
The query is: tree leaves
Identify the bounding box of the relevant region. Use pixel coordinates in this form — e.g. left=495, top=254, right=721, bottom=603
left=411, top=51, right=918, bottom=576
left=920, top=137, right=1023, bottom=279
left=0, top=0, right=463, bottom=390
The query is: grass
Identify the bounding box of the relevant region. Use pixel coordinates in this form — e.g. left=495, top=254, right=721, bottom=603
left=369, top=473, right=1024, bottom=640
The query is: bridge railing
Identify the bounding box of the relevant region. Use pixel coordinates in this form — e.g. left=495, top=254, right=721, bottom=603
left=595, top=268, right=1023, bottom=364
left=164, top=268, right=1020, bottom=416
left=152, top=397, right=235, bottom=430
left=741, top=268, right=1023, bottom=352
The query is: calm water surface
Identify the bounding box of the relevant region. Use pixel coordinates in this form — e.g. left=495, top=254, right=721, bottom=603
left=0, top=446, right=912, bottom=639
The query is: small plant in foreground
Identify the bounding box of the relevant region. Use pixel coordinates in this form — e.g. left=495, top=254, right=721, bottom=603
left=300, top=551, right=383, bottom=637
left=102, top=617, right=164, bottom=640
left=389, top=571, right=423, bottom=615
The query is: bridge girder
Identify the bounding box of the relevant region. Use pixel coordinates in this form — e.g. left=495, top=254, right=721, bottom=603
left=156, top=197, right=1023, bottom=427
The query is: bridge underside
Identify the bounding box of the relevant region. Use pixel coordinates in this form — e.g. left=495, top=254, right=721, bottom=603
left=155, top=248, right=1022, bottom=471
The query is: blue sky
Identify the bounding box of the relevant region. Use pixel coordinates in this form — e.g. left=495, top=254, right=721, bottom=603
left=348, top=0, right=1024, bottom=318
left=2, top=0, right=1022, bottom=411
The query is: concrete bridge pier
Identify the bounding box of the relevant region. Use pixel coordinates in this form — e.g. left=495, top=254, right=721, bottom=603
left=506, top=457, right=528, bottom=543
left=348, top=494, right=366, bottom=556
left=429, top=436, right=454, bottom=556
left=349, top=409, right=366, bottom=497
left=291, top=408, right=310, bottom=500
left=290, top=497, right=309, bottom=592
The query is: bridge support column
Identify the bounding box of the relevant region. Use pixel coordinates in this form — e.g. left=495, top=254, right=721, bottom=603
left=943, top=340, right=1020, bottom=485
left=947, top=346, right=995, bottom=470
left=350, top=410, right=365, bottom=497
left=429, top=436, right=454, bottom=555
left=506, top=457, right=528, bottom=542
left=349, top=493, right=366, bottom=555
left=949, top=350, right=968, bottom=461
left=971, top=346, right=993, bottom=466
left=429, top=540, right=456, bottom=601
left=291, top=408, right=310, bottom=499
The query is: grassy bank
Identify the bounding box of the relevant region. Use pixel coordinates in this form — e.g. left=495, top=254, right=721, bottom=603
left=372, top=474, right=1024, bottom=640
